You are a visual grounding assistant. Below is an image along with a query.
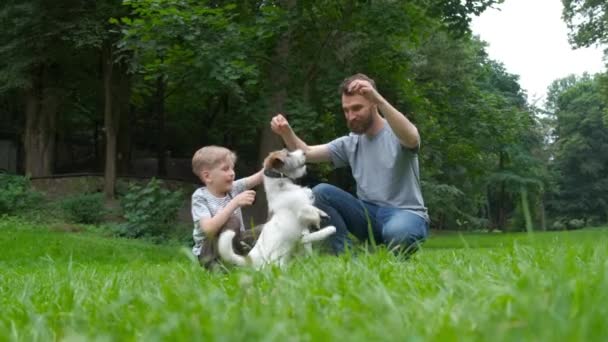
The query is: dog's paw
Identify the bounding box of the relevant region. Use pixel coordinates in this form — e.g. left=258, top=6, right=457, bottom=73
left=326, top=225, right=337, bottom=234
left=316, top=208, right=330, bottom=219
left=308, top=217, right=321, bottom=230
left=240, top=241, right=253, bottom=251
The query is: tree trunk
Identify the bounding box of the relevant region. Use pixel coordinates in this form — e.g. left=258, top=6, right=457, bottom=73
left=115, top=62, right=132, bottom=177
left=103, top=43, right=132, bottom=198
left=539, top=196, right=546, bottom=231
left=520, top=186, right=533, bottom=233
left=102, top=45, right=116, bottom=197
left=249, top=0, right=295, bottom=225
left=103, top=44, right=117, bottom=199
left=155, top=75, right=167, bottom=177
left=496, top=151, right=507, bottom=229
left=24, top=66, right=58, bottom=177
left=117, top=104, right=134, bottom=176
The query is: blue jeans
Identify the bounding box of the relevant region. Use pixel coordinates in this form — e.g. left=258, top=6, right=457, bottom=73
left=313, top=183, right=429, bottom=255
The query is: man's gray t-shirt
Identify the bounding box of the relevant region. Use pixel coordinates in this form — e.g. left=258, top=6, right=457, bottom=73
left=327, top=120, right=429, bottom=222
left=190, top=179, right=247, bottom=256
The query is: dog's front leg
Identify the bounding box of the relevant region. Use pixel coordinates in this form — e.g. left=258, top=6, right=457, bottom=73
left=301, top=228, right=313, bottom=256
left=297, top=206, right=320, bottom=228
left=300, top=225, right=336, bottom=244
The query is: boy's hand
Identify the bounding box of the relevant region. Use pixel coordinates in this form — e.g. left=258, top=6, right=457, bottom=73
left=270, top=114, right=292, bottom=137
left=233, top=190, right=256, bottom=207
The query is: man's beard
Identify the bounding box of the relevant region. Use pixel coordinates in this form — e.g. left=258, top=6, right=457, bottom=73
left=347, top=110, right=374, bottom=134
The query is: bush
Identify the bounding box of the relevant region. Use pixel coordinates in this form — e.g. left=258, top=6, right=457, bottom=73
left=585, top=216, right=601, bottom=227
left=568, top=218, right=585, bottom=230
left=0, top=174, right=43, bottom=215
left=551, top=220, right=566, bottom=231
left=61, top=193, right=105, bottom=224
left=118, top=178, right=183, bottom=240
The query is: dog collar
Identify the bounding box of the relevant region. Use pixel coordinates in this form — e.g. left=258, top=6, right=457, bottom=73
left=264, top=169, right=293, bottom=180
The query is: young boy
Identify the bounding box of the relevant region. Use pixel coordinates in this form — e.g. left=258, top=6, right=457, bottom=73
left=191, top=145, right=263, bottom=269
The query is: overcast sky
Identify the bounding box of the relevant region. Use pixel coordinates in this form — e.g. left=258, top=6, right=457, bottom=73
left=470, top=0, right=606, bottom=105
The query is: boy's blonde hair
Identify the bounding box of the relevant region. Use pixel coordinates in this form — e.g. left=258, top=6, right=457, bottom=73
left=192, top=145, right=237, bottom=176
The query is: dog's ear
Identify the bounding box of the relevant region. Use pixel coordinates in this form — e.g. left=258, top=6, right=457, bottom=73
left=265, top=150, right=286, bottom=170
left=270, top=155, right=285, bottom=169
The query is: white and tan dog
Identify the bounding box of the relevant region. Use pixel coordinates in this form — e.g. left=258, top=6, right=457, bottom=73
left=218, top=149, right=336, bottom=269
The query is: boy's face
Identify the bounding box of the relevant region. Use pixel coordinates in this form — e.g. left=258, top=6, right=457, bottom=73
left=202, top=159, right=236, bottom=194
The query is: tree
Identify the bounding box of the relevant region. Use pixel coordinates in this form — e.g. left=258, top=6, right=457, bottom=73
left=562, top=0, right=608, bottom=48
left=66, top=0, right=132, bottom=199
left=406, top=30, right=544, bottom=231
left=1, top=0, right=533, bottom=233
left=0, top=1, right=77, bottom=176
left=546, top=74, right=608, bottom=225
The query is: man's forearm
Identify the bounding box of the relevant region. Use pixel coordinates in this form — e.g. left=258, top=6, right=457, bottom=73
left=281, top=131, right=309, bottom=152
left=378, top=98, right=420, bottom=148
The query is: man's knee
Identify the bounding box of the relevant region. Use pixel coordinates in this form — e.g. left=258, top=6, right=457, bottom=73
left=381, top=218, right=428, bottom=252
left=312, top=183, right=335, bottom=202
left=313, top=183, right=351, bottom=209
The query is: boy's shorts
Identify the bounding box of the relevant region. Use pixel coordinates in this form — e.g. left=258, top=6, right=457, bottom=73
left=198, top=215, right=262, bottom=270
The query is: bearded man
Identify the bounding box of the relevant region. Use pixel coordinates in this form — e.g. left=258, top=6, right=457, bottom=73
left=270, top=73, right=429, bottom=255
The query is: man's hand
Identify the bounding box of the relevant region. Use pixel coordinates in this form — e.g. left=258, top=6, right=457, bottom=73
left=269, top=113, right=329, bottom=161
left=347, top=79, right=384, bottom=105
left=232, top=190, right=256, bottom=207
left=348, top=78, right=420, bottom=148
left=270, top=114, right=293, bottom=137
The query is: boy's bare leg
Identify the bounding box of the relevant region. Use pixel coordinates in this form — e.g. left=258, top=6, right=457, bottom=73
left=199, top=215, right=243, bottom=270
left=239, top=225, right=264, bottom=253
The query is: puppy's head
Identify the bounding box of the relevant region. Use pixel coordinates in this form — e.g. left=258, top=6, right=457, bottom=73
left=263, top=149, right=306, bottom=180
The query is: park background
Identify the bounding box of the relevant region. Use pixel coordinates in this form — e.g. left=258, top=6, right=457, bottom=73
left=1, top=0, right=607, bottom=235
left=1, top=1, right=608, bottom=339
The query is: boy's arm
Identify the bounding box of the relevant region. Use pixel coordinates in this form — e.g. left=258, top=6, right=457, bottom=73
left=243, top=169, right=264, bottom=189
left=199, top=201, right=239, bottom=238
left=199, top=190, right=255, bottom=237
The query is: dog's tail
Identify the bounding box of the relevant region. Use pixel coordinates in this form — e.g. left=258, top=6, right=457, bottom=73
left=218, top=230, right=249, bottom=266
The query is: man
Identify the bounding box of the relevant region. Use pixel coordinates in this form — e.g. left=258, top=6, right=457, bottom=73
left=270, top=73, right=429, bottom=255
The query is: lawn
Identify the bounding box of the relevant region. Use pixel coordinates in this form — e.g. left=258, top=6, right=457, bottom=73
left=1, top=216, right=608, bottom=341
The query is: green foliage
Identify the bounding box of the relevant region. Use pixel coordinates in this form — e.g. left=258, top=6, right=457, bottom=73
left=421, top=181, right=486, bottom=230
left=113, top=0, right=277, bottom=156
left=408, top=30, right=544, bottom=230
left=0, top=174, right=43, bottom=214
left=551, top=220, right=567, bottom=231
left=568, top=218, right=585, bottom=230
left=0, top=0, right=86, bottom=92
left=61, top=193, right=106, bottom=224
left=3, top=220, right=608, bottom=340
left=546, top=74, right=608, bottom=225
left=562, top=0, right=608, bottom=48
left=0, top=0, right=553, bottom=231
left=118, top=178, right=183, bottom=240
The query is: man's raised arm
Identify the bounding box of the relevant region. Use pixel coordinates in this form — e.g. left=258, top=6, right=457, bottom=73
left=270, top=114, right=331, bottom=163
left=347, top=80, right=420, bottom=149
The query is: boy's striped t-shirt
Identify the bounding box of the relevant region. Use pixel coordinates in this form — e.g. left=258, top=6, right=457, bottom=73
left=190, top=179, right=246, bottom=256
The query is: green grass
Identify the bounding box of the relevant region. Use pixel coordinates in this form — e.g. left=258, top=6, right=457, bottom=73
left=2, top=216, right=608, bottom=341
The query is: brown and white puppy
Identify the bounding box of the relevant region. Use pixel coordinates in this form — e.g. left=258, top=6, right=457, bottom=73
left=218, top=149, right=336, bottom=269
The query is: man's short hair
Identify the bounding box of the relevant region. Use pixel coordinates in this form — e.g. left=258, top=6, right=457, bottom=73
left=192, top=145, right=237, bottom=176
left=339, top=73, right=377, bottom=95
